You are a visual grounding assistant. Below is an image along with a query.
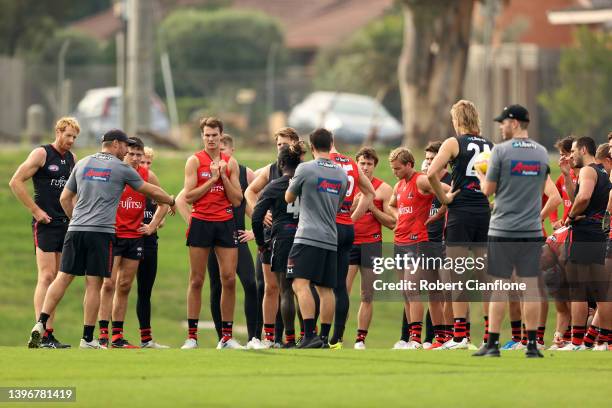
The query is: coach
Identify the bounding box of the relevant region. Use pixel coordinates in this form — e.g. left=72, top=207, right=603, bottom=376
left=472, top=105, right=561, bottom=358
left=28, top=129, right=175, bottom=349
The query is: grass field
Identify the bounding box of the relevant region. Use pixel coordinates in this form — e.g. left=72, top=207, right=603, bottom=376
left=2, top=144, right=595, bottom=408
left=2, top=348, right=611, bottom=407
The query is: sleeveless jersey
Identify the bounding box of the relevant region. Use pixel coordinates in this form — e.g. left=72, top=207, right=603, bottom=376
left=354, top=177, right=383, bottom=244
left=116, top=165, right=148, bottom=238
left=262, top=161, right=282, bottom=244
left=32, top=144, right=75, bottom=225
left=546, top=226, right=569, bottom=258
left=191, top=150, right=233, bottom=222
left=574, top=163, right=611, bottom=228
left=330, top=152, right=359, bottom=225
left=233, top=164, right=248, bottom=231
left=427, top=172, right=452, bottom=242
left=395, top=172, right=433, bottom=244
left=143, top=197, right=158, bottom=247
left=449, top=134, right=494, bottom=210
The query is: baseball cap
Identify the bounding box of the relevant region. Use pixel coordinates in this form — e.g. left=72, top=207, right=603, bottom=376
left=494, top=104, right=530, bottom=123
left=101, top=129, right=129, bottom=143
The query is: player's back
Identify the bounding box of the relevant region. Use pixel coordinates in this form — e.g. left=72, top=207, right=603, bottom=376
left=289, top=158, right=348, bottom=251
left=449, top=134, right=493, bottom=210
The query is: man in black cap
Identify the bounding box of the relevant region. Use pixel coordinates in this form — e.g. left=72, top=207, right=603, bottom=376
left=28, top=129, right=176, bottom=349
left=472, top=105, right=561, bottom=358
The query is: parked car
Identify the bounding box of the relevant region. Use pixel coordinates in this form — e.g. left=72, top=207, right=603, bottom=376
left=73, top=87, right=170, bottom=145
left=288, top=91, right=403, bottom=144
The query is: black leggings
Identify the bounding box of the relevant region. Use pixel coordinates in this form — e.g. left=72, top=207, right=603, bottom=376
left=209, top=243, right=259, bottom=340
left=136, top=244, right=158, bottom=330
left=332, top=225, right=355, bottom=343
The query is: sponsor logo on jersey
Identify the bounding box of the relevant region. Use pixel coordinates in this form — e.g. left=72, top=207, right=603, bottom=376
left=511, top=160, right=541, bottom=176
left=48, top=164, right=59, bottom=172
left=210, top=185, right=225, bottom=193
left=466, top=181, right=481, bottom=191
left=50, top=176, right=67, bottom=188
left=144, top=210, right=154, bottom=220
left=398, top=206, right=413, bottom=215
left=512, top=140, right=536, bottom=149
left=317, top=178, right=342, bottom=195
left=317, top=160, right=338, bottom=169
left=334, top=156, right=350, bottom=163
left=200, top=171, right=211, bottom=178
left=119, top=196, right=143, bottom=210
left=83, top=167, right=112, bottom=182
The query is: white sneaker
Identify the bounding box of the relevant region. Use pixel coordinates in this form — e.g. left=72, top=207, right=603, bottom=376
left=435, top=338, right=468, bottom=350
left=405, top=340, right=423, bottom=350
left=79, top=338, right=101, bottom=349
left=514, top=342, right=526, bottom=350
left=181, top=338, right=198, bottom=349
left=593, top=343, right=608, bottom=351
left=392, top=340, right=409, bottom=350
left=246, top=338, right=268, bottom=350
left=354, top=341, right=366, bottom=350
left=141, top=340, right=170, bottom=349
left=422, top=342, right=432, bottom=349
left=558, top=342, right=585, bottom=351
left=28, top=322, right=44, bottom=348
left=216, top=338, right=244, bottom=350
left=260, top=339, right=275, bottom=349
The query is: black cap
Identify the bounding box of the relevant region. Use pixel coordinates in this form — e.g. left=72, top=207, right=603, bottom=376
left=127, top=136, right=144, bottom=149
left=101, top=129, right=129, bottom=143
left=494, top=104, right=530, bottom=123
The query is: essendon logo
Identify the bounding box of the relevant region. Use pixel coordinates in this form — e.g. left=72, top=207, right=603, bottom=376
left=83, top=167, right=111, bottom=182
left=317, top=177, right=342, bottom=195
left=466, top=181, right=481, bottom=191
left=200, top=171, right=211, bottom=179
left=511, top=160, right=541, bottom=176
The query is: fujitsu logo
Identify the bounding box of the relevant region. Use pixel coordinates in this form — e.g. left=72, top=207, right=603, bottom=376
left=120, top=196, right=143, bottom=210
left=398, top=206, right=413, bottom=215
left=211, top=185, right=225, bottom=192
left=50, top=176, right=67, bottom=188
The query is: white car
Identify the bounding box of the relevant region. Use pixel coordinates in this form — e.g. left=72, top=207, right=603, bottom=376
left=73, top=87, right=170, bottom=145
left=288, top=91, right=403, bottom=144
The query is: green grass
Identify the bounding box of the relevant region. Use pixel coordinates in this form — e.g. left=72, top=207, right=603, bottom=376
left=1, top=347, right=611, bottom=407
left=1, top=145, right=583, bottom=408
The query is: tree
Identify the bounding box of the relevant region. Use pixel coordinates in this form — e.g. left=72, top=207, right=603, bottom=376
left=398, top=0, right=477, bottom=147
left=38, top=29, right=104, bottom=66
left=539, top=28, right=612, bottom=139
left=315, top=12, right=403, bottom=103
left=159, top=8, right=284, bottom=72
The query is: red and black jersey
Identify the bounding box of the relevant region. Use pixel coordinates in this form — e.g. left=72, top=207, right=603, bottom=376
left=394, top=172, right=433, bottom=244
left=330, top=152, right=359, bottom=225
left=354, top=177, right=383, bottom=244
left=448, top=134, right=493, bottom=210
left=574, top=163, right=611, bottom=227
left=116, top=166, right=148, bottom=238
left=32, top=144, right=75, bottom=225
left=192, top=150, right=233, bottom=222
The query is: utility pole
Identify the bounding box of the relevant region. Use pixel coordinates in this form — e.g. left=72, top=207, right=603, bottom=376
left=125, top=0, right=153, bottom=136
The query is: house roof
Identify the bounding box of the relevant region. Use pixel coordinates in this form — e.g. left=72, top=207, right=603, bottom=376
left=547, top=0, right=612, bottom=24
left=70, top=0, right=394, bottom=49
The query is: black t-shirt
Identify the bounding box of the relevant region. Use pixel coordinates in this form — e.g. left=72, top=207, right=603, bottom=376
left=262, top=161, right=282, bottom=244
left=574, top=163, right=611, bottom=231
left=449, top=134, right=494, bottom=211
left=32, top=144, right=75, bottom=226
left=252, top=175, right=298, bottom=247
left=427, top=172, right=452, bottom=242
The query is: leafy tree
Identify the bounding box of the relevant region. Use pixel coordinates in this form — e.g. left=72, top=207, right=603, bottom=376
left=159, top=8, right=284, bottom=72
left=539, top=28, right=612, bottom=139
left=37, top=29, right=104, bottom=66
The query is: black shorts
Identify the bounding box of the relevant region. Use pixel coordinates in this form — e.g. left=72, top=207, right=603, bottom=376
left=260, top=246, right=272, bottom=265
left=59, top=231, right=115, bottom=278
left=32, top=222, right=68, bottom=253
left=568, top=227, right=607, bottom=265
left=186, top=217, right=238, bottom=248
left=271, top=236, right=294, bottom=274
left=113, top=237, right=144, bottom=260
left=287, top=244, right=337, bottom=288
left=336, top=223, right=355, bottom=284
left=487, top=236, right=544, bottom=279
left=349, top=242, right=382, bottom=269
left=445, top=207, right=490, bottom=247
left=420, top=241, right=445, bottom=261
